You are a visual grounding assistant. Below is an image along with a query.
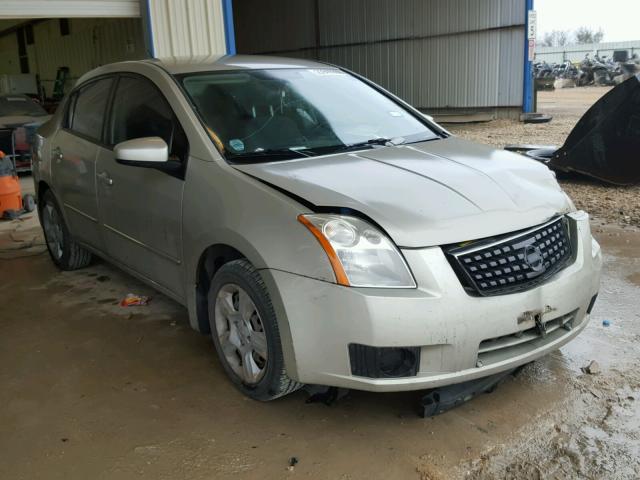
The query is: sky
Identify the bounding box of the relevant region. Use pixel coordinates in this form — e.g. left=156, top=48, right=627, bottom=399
left=536, top=0, right=640, bottom=43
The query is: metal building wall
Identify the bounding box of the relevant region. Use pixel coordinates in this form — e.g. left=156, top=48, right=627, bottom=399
left=0, top=33, right=21, bottom=75
left=234, top=0, right=526, bottom=115
left=27, top=18, right=146, bottom=94
left=0, top=0, right=232, bottom=97
left=234, top=0, right=317, bottom=54
left=536, top=40, right=640, bottom=64
left=145, top=0, right=227, bottom=57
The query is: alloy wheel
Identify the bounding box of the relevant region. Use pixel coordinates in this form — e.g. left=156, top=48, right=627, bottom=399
left=214, top=284, right=268, bottom=384
left=42, top=201, right=64, bottom=260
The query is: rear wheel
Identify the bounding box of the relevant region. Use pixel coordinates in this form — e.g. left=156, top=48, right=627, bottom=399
left=208, top=259, right=301, bottom=400
left=40, top=190, right=92, bottom=270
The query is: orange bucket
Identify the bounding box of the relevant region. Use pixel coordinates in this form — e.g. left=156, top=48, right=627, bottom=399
left=0, top=150, right=23, bottom=216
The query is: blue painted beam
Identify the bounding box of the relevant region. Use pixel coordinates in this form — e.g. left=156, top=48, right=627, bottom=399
left=222, top=0, right=236, bottom=55
left=141, top=0, right=156, bottom=58
left=523, top=0, right=535, bottom=113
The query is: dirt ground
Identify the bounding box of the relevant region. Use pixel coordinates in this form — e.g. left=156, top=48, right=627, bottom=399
left=448, top=87, right=640, bottom=228
left=2, top=88, right=640, bottom=480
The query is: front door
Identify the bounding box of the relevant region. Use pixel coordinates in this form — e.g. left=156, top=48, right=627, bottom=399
left=95, top=75, right=189, bottom=297
left=52, top=77, right=114, bottom=251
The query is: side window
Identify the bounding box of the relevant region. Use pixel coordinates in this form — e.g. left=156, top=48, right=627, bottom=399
left=69, top=78, right=113, bottom=141
left=109, top=76, right=188, bottom=163
left=62, top=93, right=76, bottom=129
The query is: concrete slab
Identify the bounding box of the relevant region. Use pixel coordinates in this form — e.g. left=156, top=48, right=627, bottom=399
left=1, top=211, right=639, bottom=479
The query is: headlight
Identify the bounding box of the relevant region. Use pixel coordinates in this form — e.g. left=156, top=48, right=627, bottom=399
left=563, top=191, right=577, bottom=212
left=591, top=237, right=601, bottom=259
left=298, top=214, right=416, bottom=288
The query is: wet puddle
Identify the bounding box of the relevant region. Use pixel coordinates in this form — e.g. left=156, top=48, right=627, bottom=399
left=454, top=225, right=640, bottom=479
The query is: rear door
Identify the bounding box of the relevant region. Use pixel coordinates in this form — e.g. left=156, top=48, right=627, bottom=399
left=51, top=77, right=114, bottom=251
left=95, top=74, right=188, bottom=296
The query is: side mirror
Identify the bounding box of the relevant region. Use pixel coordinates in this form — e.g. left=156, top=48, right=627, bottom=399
left=114, top=137, right=169, bottom=166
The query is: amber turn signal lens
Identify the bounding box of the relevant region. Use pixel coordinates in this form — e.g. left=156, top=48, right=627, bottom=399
left=298, top=214, right=350, bottom=286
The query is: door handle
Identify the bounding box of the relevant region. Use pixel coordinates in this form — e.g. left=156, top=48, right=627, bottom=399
left=52, top=147, right=63, bottom=163
left=97, top=171, right=113, bottom=186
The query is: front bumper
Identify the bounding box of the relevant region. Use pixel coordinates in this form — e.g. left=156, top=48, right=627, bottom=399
left=264, top=211, right=602, bottom=392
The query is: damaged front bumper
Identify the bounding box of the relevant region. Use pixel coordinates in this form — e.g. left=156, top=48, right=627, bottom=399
left=264, top=211, right=602, bottom=392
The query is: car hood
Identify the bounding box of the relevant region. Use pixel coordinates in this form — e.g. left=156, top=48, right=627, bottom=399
left=233, top=137, right=572, bottom=247
left=0, top=115, right=51, bottom=128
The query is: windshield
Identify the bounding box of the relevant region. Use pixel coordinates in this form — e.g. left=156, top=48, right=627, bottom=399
left=180, top=68, right=439, bottom=162
left=0, top=96, right=47, bottom=117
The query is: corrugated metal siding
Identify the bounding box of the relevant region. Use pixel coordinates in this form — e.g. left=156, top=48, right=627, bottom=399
left=0, top=34, right=21, bottom=75
left=0, top=0, right=140, bottom=18
left=148, top=0, right=227, bottom=57
left=27, top=18, right=145, bottom=94
left=235, top=0, right=525, bottom=110
left=302, top=28, right=523, bottom=109
left=235, top=0, right=317, bottom=53
left=536, top=40, right=640, bottom=64
left=318, top=0, right=524, bottom=45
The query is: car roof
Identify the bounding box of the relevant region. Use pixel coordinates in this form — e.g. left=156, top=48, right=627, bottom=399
left=75, top=55, right=340, bottom=88
left=145, top=54, right=333, bottom=75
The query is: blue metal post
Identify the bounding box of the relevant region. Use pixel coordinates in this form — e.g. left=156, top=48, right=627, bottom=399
left=141, top=0, right=156, bottom=58
left=222, top=0, right=236, bottom=55
left=523, top=0, right=534, bottom=113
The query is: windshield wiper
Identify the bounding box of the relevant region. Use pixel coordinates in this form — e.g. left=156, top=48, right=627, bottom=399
left=329, top=137, right=406, bottom=154
left=350, top=137, right=405, bottom=148
left=227, top=137, right=411, bottom=163
left=227, top=148, right=309, bottom=163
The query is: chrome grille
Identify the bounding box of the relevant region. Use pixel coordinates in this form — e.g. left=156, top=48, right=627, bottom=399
left=445, top=217, right=573, bottom=296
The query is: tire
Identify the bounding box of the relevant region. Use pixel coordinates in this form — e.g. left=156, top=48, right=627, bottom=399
left=23, top=193, right=36, bottom=212
left=522, top=113, right=553, bottom=124
left=594, top=70, right=609, bottom=86
left=208, top=259, right=302, bottom=401
left=40, top=190, right=92, bottom=270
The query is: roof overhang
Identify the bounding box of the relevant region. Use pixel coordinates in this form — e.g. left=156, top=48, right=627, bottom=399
left=0, top=0, right=140, bottom=19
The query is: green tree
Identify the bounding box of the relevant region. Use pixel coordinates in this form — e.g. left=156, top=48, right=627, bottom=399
left=541, top=30, right=571, bottom=47
left=574, top=27, right=605, bottom=44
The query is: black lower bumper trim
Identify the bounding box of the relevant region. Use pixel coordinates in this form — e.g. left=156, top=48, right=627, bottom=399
left=349, top=344, right=420, bottom=379
left=587, top=293, right=598, bottom=314
left=419, top=369, right=517, bottom=417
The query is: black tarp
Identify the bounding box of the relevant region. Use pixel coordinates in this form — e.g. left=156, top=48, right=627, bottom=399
left=549, top=74, right=640, bottom=185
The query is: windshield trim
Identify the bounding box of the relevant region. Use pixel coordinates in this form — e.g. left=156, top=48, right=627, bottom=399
left=174, top=67, right=445, bottom=164
left=224, top=136, right=442, bottom=165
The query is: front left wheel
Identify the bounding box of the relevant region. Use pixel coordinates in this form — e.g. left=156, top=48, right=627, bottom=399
left=208, top=259, right=301, bottom=401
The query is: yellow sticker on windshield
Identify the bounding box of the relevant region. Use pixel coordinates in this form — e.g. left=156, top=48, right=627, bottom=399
left=206, top=127, right=225, bottom=153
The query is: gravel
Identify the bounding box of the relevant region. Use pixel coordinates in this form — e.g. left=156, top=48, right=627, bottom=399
left=446, top=87, right=640, bottom=228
